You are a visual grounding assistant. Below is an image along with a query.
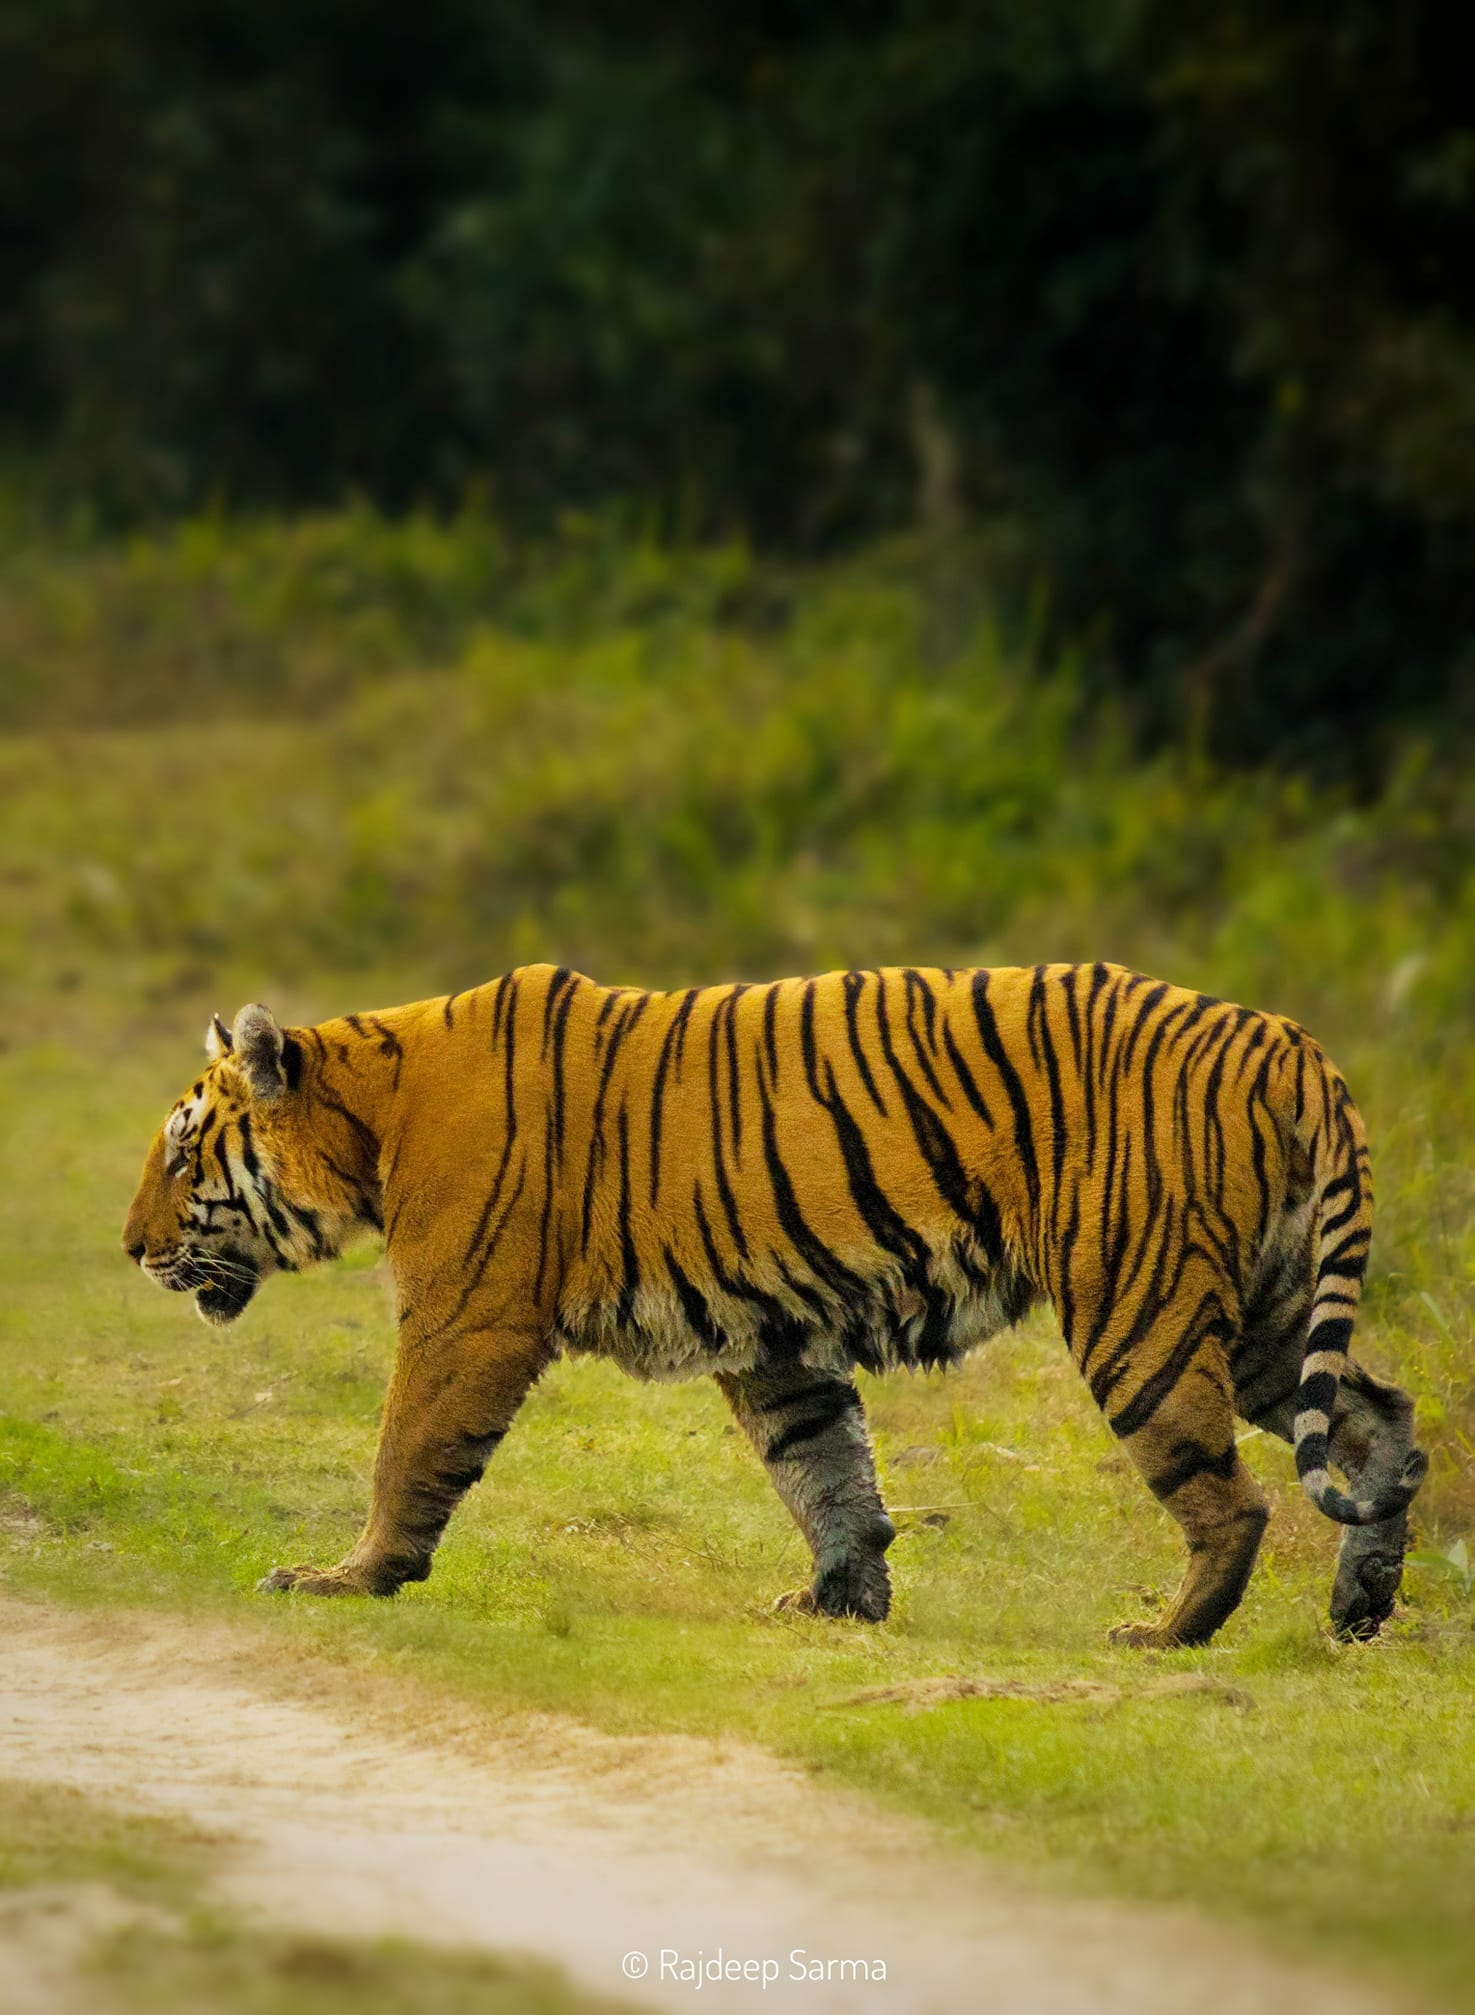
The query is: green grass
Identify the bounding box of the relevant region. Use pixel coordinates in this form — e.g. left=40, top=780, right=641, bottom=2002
left=1, top=514, right=1473, bottom=2006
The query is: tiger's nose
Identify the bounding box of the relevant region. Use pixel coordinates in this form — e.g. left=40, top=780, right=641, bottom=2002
left=126, top=1239, right=146, bottom=1264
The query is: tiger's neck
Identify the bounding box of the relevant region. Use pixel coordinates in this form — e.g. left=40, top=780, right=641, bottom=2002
left=292, top=1010, right=419, bottom=1234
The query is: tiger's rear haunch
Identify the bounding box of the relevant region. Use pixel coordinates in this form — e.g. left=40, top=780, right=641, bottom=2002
left=123, top=965, right=1427, bottom=1646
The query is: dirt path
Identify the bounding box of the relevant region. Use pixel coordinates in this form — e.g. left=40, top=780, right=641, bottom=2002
left=0, top=1599, right=1411, bottom=2015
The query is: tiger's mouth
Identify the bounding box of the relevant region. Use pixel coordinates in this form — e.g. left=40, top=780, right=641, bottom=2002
left=150, top=1249, right=260, bottom=1325
left=195, top=1269, right=259, bottom=1326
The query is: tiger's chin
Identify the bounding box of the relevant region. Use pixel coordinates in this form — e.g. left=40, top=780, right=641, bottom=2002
left=195, top=1273, right=259, bottom=1326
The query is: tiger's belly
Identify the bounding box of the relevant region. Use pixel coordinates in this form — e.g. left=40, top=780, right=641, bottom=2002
left=553, top=1244, right=1038, bottom=1385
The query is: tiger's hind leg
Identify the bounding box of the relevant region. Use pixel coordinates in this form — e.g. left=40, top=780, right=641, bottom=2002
left=716, top=1364, right=895, bottom=1621
left=1075, top=1308, right=1269, bottom=1649
left=1236, top=1177, right=1426, bottom=1638
left=1327, top=1366, right=1423, bottom=1636
left=1242, top=1358, right=1422, bottom=1640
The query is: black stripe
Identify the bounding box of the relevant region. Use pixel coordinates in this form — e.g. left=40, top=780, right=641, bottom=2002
left=1056, top=1178, right=1081, bottom=1345
left=724, top=985, right=749, bottom=1162
left=818, top=1058, right=929, bottom=1281
left=549, top=969, right=579, bottom=1166
left=502, top=979, right=520, bottom=1143
left=971, top=971, right=1040, bottom=1219
left=583, top=999, right=634, bottom=1253
left=284, top=1197, right=326, bottom=1257
left=367, top=1017, right=403, bottom=1084
left=1296, top=1369, right=1342, bottom=1417
left=755, top=1039, right=866, bottom=1307
left=1108, top=1302, right=1223, bottom=1438
left=432, top=1156, right=527, bottom=1341
left=766, top=1383, right=863, bottom=1462
left=842, top=971, right=888, bottom=1118
left=1318, top=1188, right=1363, bottom=1243
left=1116, top=979, right=1169, bottom=1077
left=533, top=1108, right=556, bottom=1301
left=1231, top=1012, right=1267, bottom=1089
left=541, top=967, right=575, bottom=1059
left=594, top=989, right=622, bottom=1048
left=280, top=1036, right=303, bottom=1092
left=906, top=968, right=941, bottom=1050
left=1317, top=1229, right=1370, bottom=1276
left=1029, top=968, right=1067, bottom=1249
left=237, top=1113, right=295, bottom=1256
left=1080, top=963, right=1104, bottom=1168
left=1060, top=965, right=1083, bottom=1080
left=664, top=1246, right=727, bottom=1349
left=763, top=983, right=781, bottom=1082
left=941, top=1021, right=993, bottom=1128
left=709, top=995, right=750, bottom=1261
left=800, top=981, right=822, bottom=1103
left=1196, top=1015, right=1243, bottom=1209
left=461, top=1128, right=517, bottom=1271
left=673, top=987, right=700, bottom=1077
left=1304, top=1314, right=1354, bottom=1357
left=616, top=1102, right=640, bottom=1325
left=1082, top=1186, right=1176, bottom=1380
left=903, top=970, right=951, bottom=1108
left=872, top=991, right=978, bottom=1228
left=649, top=993, right=695, bottom=1208
left=1247, top=1047, right=1277, bottom=1228
left=775, top=1253, right=831, bottom=1327
left=691, top=1182, right=785, bottom=1324
left=1149, top=1437, right=1238, bottom=1501
left=491, top=972, right=514, bottom=1045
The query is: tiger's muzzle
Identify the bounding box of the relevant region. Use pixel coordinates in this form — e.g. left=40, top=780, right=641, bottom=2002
left=139, top=1247, right=261, bottom=1326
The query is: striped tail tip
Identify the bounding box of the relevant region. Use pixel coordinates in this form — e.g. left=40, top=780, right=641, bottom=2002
left=1299, top=1447, right=1428, bottom=1528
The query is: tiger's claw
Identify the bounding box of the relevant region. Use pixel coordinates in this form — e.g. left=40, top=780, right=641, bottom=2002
left=257, top=1562, right=374, bottom=1597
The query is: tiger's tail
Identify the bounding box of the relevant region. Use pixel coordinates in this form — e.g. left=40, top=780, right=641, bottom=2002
left=1280, top=1044, right=1425, bottom=1528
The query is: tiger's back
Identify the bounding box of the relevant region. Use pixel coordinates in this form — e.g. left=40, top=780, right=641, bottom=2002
left=502, top=964, right=1306, bottom=1398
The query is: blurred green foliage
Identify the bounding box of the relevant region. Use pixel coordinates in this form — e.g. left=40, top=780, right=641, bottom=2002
left=2, top=2, right=1472, bottom=761
left=2, top=509, right=1471, bottom=1030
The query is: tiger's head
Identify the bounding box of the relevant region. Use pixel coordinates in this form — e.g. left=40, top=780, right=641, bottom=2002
left=122, top=1004, right=341, bottom=1326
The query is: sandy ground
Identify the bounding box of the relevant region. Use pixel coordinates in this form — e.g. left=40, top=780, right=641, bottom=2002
left=0, top=1598, right=1414, bottom=2015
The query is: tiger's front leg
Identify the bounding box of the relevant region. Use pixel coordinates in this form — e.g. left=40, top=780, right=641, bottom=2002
left=260, top=1322, right=551, bottom=1597
left=716, top=1364, right=895, bottom=1621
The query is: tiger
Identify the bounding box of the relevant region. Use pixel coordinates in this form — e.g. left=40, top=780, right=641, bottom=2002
left=121, top=962, right=1427, bottom=1647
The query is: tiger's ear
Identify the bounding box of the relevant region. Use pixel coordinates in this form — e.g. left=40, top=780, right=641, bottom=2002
left=205, top=1013, right=234, bottom=1061
left=232, top=1003, right=287, bottom=1103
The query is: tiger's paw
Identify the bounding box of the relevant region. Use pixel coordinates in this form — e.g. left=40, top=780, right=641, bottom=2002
left=812, top=1548, right=893, bottom=1623
left=1329, top=1551, right=1403, bottom=1641
left=257, top=1561, right=382, bottom=1598
left=1107, top=1619, right=1178, bottom=1651
left=773, top=1573, right=891, bottom=1623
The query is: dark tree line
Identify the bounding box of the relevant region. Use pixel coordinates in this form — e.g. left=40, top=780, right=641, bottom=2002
left=2, top=0, right=1471, bottom=760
